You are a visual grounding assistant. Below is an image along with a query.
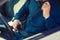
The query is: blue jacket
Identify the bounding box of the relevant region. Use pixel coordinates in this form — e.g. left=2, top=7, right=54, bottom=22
left=14, top=0, right=56, bottom=34
left=49, top=0, right=60, bottom=26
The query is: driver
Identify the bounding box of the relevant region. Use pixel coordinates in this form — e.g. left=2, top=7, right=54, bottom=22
left=11, top=0, right=56, bottom=39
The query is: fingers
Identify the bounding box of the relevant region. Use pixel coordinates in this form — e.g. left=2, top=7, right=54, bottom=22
left=12, top=20, right=22, bottom=31
left=43, top=2, right=50, bottom=7
left=41, top=1, right=51, bottom=11
left=12, top=21, right=18, bottom=31
left=42, top=2, right=48, bottom=8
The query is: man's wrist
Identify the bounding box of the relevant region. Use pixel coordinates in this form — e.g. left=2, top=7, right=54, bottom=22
left=44, top=15, right=50, bottom=19
left=43, top=12, right=50, bottom=19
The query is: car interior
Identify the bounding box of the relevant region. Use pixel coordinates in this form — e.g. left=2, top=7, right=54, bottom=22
left=0, top=0, right=60, bottom=40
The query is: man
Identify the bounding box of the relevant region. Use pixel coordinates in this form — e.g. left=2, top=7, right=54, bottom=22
left=12, top=0, right=56, bottom=39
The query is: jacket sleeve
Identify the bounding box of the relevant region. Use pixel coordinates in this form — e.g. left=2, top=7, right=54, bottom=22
left=14, top=0, right=29, bottom=21
left=45, top=17, right=57, bottom=30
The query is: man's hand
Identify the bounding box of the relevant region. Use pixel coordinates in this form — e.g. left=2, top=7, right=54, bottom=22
left=12, top=20, right=22, bottom=31
left=41, top=2, right=51, bottom=19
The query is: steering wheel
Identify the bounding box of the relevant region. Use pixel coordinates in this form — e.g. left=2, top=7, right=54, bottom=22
left=0, top=27, right=11, bottom=40
left=0, top=13, right=17, bottom=40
